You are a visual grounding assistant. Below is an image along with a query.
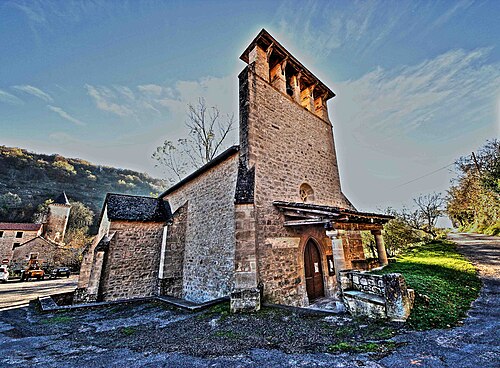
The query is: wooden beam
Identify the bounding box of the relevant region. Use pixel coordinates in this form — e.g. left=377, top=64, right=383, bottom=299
left=282, top=210, right=319, bottom=219
left=284, top=219, right=330, bottom=227
left=276, top=205, right=340, bottom=217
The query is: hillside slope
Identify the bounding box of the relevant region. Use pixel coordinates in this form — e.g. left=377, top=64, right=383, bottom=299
left=0, top=146, right=167, bottom=227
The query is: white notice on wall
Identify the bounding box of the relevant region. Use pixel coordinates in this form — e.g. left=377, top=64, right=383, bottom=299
left=314, top=262, right=319, bottom=273
left=267, top=237, right=301, bottom=249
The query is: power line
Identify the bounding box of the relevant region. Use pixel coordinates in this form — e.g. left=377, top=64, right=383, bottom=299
left=391, top=163, right=455, bottom=189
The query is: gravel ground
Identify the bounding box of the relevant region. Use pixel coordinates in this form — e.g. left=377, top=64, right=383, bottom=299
left=0, top=300, right=402, bottom=367
left=0, top=233, right=497, bottom=367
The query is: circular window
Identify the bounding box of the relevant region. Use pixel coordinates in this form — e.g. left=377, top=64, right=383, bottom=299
left=299, top=183, right=314, bottom=203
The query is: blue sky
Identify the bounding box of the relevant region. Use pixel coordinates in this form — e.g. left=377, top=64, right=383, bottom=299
left=1, top=0, right=499, bottom=213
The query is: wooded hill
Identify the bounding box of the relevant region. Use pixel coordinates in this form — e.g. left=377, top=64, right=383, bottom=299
left=0, top=146, right=167, bottom=228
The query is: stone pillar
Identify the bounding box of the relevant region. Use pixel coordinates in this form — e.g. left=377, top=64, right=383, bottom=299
left=270, top=61, right=286, bottom=94
left=291, top=74, right=301, bottom=103
left=86, top=250, right=105, bottom=302
left=248, top=45, right=269, bottom=82
left=314, top=94, right=329, bottom=122
left=326, top=229, right=347, bottom=280
left=300, top=85, right=315, bottom=111
left=372, top=230, right=388, bottom=266
left=231, top=203, right=260, bottom=312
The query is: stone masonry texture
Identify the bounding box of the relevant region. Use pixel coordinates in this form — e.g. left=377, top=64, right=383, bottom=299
left=98, top=220, right=164, bottom=301
left=238, top=50, right=362, bottom=307
left=159, top=203, right=187, bottom=298
left=0, top=229, right=39, bottom=261
left=164, top=153, right=239, bottom=303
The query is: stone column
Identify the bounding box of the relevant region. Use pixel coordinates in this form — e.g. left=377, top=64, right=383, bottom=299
left=231, top=203, right=260, bottom=313
left=372, top=230, right=388, bottom=266
left=300, top=85, right=315, bottom=111
left=248, top=44, right=269, bottom=81
left=86, top=250, right=105, bottom=302
left=326, top=229, right=347, bottom=279
left=270, top=61, right=286, bottom=94
left=291, top=74, right=301, bottom=103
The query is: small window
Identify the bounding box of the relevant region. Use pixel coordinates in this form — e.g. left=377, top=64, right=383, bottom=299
left=0, top=231, right=3, bottom=238
left=12, top=243, right=21, bottom=249
left=16, top=231, right=23, bottom=238
left=299, top=183, right=315, bottom=203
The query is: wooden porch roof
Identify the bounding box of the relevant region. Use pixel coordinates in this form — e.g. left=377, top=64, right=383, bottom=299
left=273, top=201, right=394, bottom=228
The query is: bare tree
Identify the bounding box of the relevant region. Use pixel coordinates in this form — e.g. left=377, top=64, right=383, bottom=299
left=152, top=140, right=189, bottom=182
left=153, top=98, right=235, bottom=184
left=413, top=193, right=444, bottom=237
left=397, top=193, right=443, bottom=238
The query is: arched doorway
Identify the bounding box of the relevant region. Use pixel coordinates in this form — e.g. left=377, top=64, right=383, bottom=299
left=304, top=239, right=325, bottom=301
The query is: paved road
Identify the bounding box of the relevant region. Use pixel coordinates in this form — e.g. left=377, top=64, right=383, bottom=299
left=0, top=275, right=78, bottom=310
left=380, top=232, right=500, bottom=368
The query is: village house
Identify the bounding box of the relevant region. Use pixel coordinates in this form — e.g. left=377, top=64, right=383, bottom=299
left=76, top=30, right=394, bottom=312
left=0, top=192, right=71, bottom=270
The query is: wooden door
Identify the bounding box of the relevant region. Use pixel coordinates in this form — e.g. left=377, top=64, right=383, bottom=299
left=304, top=240, right=324, bottom=301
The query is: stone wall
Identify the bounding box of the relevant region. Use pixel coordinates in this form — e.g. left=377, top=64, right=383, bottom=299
left=238, top=60, right=355, bottom=307
left=0, top=229, right=40, bottom=261
left=77, top=207, right=110, bottom=289
left=98, top=220, right=163, bottom=301
left=159, top=203, right=187, bottom=298
left=163, top=152, right=239, bottom=302
left=10, top=237, right=59, bottom=270
left=340, top=270, right=415, bottom=321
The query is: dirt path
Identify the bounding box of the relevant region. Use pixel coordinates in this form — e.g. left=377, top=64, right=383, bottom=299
left=380, top=233, right=500, bottom=368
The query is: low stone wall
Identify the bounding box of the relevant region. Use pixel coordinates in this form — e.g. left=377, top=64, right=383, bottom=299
left=339, top=270, right=414, bottom=322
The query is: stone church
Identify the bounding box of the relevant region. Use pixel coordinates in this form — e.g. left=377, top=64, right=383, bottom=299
left=0, top=192, right=71, bottom=269
left=76, top=30, right=392, bottom=311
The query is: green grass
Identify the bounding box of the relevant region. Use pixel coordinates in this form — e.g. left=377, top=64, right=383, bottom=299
left=374, top=240, right=481, bottom=330
left=120, top=327, right=137, bottom=336
left=214, top=330, right=239, bottom=339
left=328, top=341, right=396, bottom=353
left=41, top=315, right=73, bottom=324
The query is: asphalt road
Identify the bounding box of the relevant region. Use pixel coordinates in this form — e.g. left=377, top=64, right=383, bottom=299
left=0, top=275, right=78, bottom=310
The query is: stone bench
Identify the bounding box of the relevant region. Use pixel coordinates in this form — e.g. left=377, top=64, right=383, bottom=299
left=339, top=270, right=414, bottom=322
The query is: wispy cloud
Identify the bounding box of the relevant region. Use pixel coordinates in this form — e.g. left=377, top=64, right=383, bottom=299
left=0, top=89, right=24, bottom=105
left=7, top=1, right=47, bottom=24
left=13, top=85, right=53, bottom=102
left=48, top=105, right=85, bottom=126
left=431, top=0, right=474, bottom=29
left=334, top=47, right=499, bottom=150
left=276, top=0, right=478, bottom=61
left=85, top=84, right=135, bottom=117
left=330, top=47, right=499, bottom=209
left=86, top=75, right=236, bottom=123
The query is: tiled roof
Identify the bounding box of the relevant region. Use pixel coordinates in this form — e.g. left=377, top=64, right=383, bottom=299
left=0, top=223, right=42, bottom=231
left=105, top=194, right=172, bottom=222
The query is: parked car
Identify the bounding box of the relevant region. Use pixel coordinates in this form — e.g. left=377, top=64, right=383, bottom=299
left=50, top=267, right=71, bottom=278
left=0, top=265, right=9, bottom=282
left=21, top=267, right=44, bottom=281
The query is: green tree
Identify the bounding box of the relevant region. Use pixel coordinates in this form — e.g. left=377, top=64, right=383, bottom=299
left=447, top=139, right=500, bottom=235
